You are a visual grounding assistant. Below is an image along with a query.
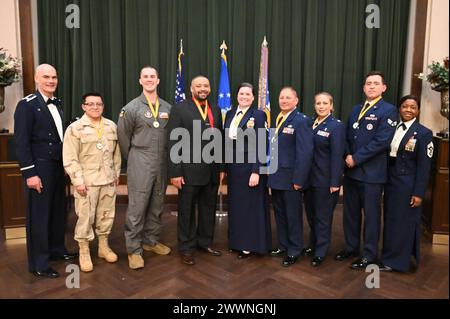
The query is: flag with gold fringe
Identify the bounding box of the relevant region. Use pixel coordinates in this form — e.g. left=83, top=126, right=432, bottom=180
left=257, top=36, right=270, bottom=126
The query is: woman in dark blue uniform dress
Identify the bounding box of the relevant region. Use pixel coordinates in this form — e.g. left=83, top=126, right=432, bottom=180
left=380, top=95, right=433, bottom=272
left=304, top=92, right=345, bottom=267
left=224, top=83, right=271, bottom=258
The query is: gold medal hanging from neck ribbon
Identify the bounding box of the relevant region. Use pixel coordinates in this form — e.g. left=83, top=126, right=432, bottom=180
left=275, top=112, right=288, bottom=134
left=313, top=113, right=331, bottom=129
left=94, top=117, right=104, bottom=150
left=357, top=96, right=382, bottom=122
left=193, top=98, right=209, bottom=121
left=145, top=95, right=160, bottom=128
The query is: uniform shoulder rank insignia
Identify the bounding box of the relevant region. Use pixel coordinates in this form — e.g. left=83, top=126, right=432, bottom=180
left=22, top=94, right=37, bottom=102
left=427, top=141, right=434, bottom=158
left=387, top=118, right=397, bottom=127
left=119, top=109, right=126, bottom=118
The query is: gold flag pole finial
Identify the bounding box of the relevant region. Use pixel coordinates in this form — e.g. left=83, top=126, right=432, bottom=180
left=220, top=40, right=228, bottom=55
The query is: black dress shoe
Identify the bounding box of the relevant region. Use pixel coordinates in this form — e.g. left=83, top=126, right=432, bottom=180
left=199, top=247, right=222, bottom=256
left=301, top=247, right=315, bottom=256
left=270, top=248, right=286, bottom=257
left=311, top=256, right=324, bottom=267
left=181, top=254, right=195, bottom=265
left=237, top=251, right=252, bottom=259
left=350, top=257, right=375, bottom=270
left=50, top=252, right=79, bottom=261
left=334, top=250, right=358, bottom=261
left=282, top=255, right=299, bottom=267
left=378, top=263, right=393, bottom=272
left=31, top=267, right=60, bottom=278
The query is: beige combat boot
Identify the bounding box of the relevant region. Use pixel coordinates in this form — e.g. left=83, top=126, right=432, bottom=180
left=142, top=242, right=171, bottom=255
left=98, top=235, right=118, bottom=263
left=128, top=253, right=144, bottom=269
left=79, top=241, right=93, bottom=272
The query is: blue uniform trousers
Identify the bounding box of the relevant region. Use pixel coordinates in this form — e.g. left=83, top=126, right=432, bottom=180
left=26, top=160, right=67, bottom=272
left=304, top=187, right=339, bottom=257
left=271, top=189, right=303, bottom=257
left=343, top=176, right=382, bottom=261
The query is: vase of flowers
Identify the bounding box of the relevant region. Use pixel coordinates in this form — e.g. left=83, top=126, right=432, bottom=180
left=417, top=57, right=449, bottom=137
left=0, top=48, right=21, bottom=113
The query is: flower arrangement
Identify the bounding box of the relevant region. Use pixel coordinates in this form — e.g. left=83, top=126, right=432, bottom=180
left=417, top=57, right=449, bottom=92
left=0, top=48, right=21, bottom=87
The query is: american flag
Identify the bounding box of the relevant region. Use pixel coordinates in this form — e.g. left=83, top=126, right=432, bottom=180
left=175, top=40, right=186, bottom=104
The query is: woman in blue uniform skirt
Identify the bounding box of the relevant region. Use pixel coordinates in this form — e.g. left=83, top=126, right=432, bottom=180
left=304, top=92, right=345, bottom=267
left=380, top=95, right=433, bottom=272
left=224, top=83, right=271, bottom=258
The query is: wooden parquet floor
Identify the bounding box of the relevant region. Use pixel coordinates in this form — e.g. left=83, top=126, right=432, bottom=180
left=0, top=203, right=448, bottom=299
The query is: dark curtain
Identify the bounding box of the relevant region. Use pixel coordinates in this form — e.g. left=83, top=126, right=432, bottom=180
left=38, top=0, right=410, bottom=125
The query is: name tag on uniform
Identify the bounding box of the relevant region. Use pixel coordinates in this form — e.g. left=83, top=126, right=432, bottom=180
left=405, top=137, right=416, bottom=152
left=283, top=127, right=295, bottom=134
left=317, top=130, right=330, bottom=138
left=159, top=112, right=169, bottom=119
left=365, top=115, right=378, bottom=121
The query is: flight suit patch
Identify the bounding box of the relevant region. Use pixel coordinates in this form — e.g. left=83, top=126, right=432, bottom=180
left=159, top=112, right=169, bottom=119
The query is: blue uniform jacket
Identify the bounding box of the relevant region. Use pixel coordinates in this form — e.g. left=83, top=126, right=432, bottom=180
left=310, top=116, right=345, bottom=188
left=14, top=91, right=64, bottom=179
left=224, top=106, right=267, bottom=173
left=268, top=110, right=314, bottom=190
left=389, top=121, right=433, bottom=198
left=345, top=98, right=397, bottom=183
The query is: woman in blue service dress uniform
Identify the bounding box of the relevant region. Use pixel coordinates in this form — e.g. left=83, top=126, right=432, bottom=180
left=379, top=95, right=433, bottom=272
left=224, top=83, right=271, bottom=259
left=304, top=92, right=345, bottom=267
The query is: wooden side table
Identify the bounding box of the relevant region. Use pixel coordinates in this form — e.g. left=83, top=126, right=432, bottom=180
left=423, top=136, right=449, bottom=245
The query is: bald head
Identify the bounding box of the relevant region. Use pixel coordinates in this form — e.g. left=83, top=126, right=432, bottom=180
left=190, top=75, right=211, bottom=101
left=34, top=64, right=58, bottom=98
left=35, top=64, right=57, bottom=77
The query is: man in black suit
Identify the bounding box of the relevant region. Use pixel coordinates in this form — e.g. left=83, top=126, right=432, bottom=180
left=167, top=75, right=224, bottom=265
left=14, top=64, right=77, bottom=278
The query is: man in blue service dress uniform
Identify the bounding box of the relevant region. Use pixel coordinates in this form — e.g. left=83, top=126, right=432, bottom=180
left=268, top=87, right=314, bottom=267
left=335, top=71, right=398, bottom=269
left=14, top=64, right=77, bottom=278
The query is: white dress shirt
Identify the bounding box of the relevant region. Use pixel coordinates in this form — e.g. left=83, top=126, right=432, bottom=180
left=41, top=91, right=64, bottom=141
left=390, top=118, right=416, bottom=157
left=228, top=106, right=250, bottom=139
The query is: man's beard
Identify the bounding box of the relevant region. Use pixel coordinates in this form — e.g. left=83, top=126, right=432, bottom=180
left=194, top=92, right=209, bottom=102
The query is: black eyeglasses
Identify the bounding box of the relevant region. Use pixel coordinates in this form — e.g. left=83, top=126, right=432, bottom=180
left=84, top=102, right=104, bottom=107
